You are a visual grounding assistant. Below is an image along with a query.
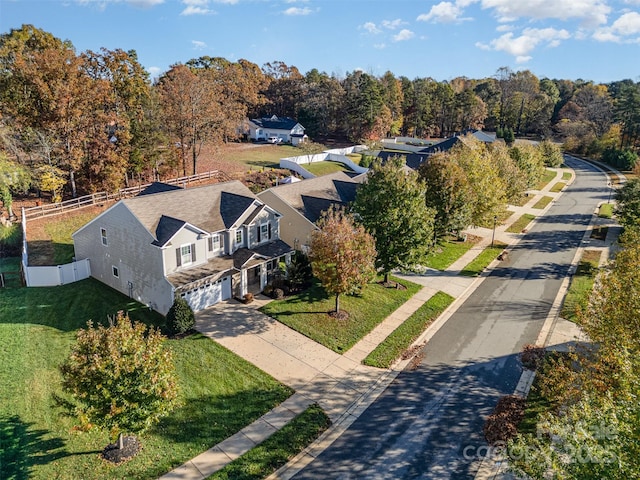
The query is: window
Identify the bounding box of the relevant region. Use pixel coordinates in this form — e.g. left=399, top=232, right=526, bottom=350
left=112, top=266, right=119, bottom=278
left=260, top=224, right=268, bottom=242
left=208, top=234, right=221, bottom=252
left=235, top=229, right=243, bottom=245
left=101, top=228, right=108, bottom=246
left=176, top=243, right=196, bottom=267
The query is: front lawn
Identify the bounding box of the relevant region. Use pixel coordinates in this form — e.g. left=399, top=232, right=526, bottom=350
left=303, top=161, right=351, bottom=176
left=459, top=244, right=506, bottom=277
left=209, top=404, right=330, bottom=480
left=0, top=278, right=291, bottom=480
left=506, top=213, right=536, bottom=233
left=260, top=277, right=421, bottom=353
left=363, top=292, right=453, bottom=368
left=561, top=249, right=601, bottom=322
left=422, top=236, right=478, bottom=271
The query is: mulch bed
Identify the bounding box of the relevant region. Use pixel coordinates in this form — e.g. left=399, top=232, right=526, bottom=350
left=328, top=310, right=350, bottom=321
left=102, top=435, right=141, bottom=464
left=379, top=281, right=407, bottom=290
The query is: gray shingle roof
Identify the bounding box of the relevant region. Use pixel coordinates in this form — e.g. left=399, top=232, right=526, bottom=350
left=137, top=182, right=183, bottom=196
left=250, top=115, right=300, bottom=131
left=122, top=180, right=257, bottom=244
left=153, top=215, right=186, bottom=247
left=260, top=172, right=363, bottom=223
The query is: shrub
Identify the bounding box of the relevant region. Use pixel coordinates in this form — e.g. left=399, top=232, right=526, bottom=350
left=520, top=344, right=545, bottom=370
left=286, top=251, right=313, bottom=293
left=166, top=296, right=195, bottom=335
left=263, top=284, right=274, bottom=296
left=483, top=395, right=526, bottom=445
left=272, top=288, right=284, bottom=300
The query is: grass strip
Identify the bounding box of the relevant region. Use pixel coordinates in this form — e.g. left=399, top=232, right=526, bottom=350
left=535, top=169, right=557, bottom=190
left=506, top=214, right=536, bottom=233
left=261, top=276, right=420, bottom=353
left=560, top=250, right=601, bottom=322
left=208, top=404, right=330, bottom=480
left=459, top=244, right=505, bottom=277
left=549, top=182, right=566, bottom=193
left=423, top=237, right=476, bottom=270
left=362, top=292, right=454, bottom=368
left=532, top=196, right=553, bottom=209
left=562, top=171, right=572, bottom=181
left=598, top=203, right=613, bottom=218
left=509, top=194, right=530, bottom=207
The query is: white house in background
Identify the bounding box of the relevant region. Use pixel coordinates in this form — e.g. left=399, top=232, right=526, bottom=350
left=247, top=115, right=307, bottom=146
left=72, top=181, right=293, bottom=315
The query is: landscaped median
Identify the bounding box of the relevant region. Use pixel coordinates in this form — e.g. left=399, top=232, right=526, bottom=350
left=208, top=404, right=330, bottom=480
left=560, top=249, right=602, bottom=322
left=459, top=243, right=507, bottom=277
left=0, top=277, right=293, bottom=480
left=362, top=292, right=454, bottom=368
left=260, top=277, right=421, bottom=353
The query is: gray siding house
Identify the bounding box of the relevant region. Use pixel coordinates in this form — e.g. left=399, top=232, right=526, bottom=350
left=73, top=181, right=293, bottom=315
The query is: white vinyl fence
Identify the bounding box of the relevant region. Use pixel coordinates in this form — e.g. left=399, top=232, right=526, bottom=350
left=279, top=145, right=369, bottom=178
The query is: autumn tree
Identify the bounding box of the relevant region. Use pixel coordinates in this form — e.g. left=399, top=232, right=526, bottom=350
left=309, top=207, right=376, bottom=315
left=353, top=156, right=435, bottom=282
left=538, top=139, right=564, bottom=167
left=419, top=153, right=473, bottom=240
left=60, top=312, right=179, bottom=461
left=615, top=178, right=640, bottom=229
left=0, top=153, right=31, bottom=218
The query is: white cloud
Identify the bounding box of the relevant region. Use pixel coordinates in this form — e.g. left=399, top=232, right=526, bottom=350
left=180, top=0, right=214, bottom=15
left=477, top=27, right=570, bottom=58
left=417, top=2, right=463, bottom=23
left=479, top=0, right=610, bottom=27
left=393, top=29, right=415, bottom=41
left=147, top=66, right=162, bottom=78
left=283, top=6, right=312, bottom=15
left=593, top=11, right=640, bottom=42
left=192, top=40, right=207, bottom=49
left=213, top=0, right=239, bottom=3
left=362, top=22, right=382, bottom=34
left=382, top=18, right=405, bottom=30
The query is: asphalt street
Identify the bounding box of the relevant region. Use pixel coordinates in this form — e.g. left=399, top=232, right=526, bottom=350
left=293, top=157, right=608, bottom=480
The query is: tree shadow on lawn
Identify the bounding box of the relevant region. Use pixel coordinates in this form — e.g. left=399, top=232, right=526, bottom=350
left=0, top=414, right=99, bottom=479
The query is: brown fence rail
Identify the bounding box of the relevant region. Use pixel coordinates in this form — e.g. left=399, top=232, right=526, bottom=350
left=22, top=170, right=230, bottom=220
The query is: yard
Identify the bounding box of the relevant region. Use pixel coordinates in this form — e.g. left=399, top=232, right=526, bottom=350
left=260, top=277, right=421, bottom=353
left=422, top=236, right=480, bottom=271
left=0, top=277, right=292, bottom=480
left=302, top=161, right=352, bottom=176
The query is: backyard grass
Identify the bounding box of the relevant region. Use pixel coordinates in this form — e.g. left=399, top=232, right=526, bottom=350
left=302, top=161, right=351, bottom=176
left=422, top=236, right=478, bottom=271
left=506, top=213, right=536, bottom=233
left=260, top=277, right=421, bottom=353
left=224, top=145, right=300, bottom=169
left=598, top=203, right=614, bottom=218
left=562, top=171, right=572, bottom=181
left=561, top=249, right=601, bottom=322
left=532, top=196, right=553, bottom=209
left=0, top=277, right=292, bottom=480
left=535, top=169, right=557, bottom=190
left=362, top=292, right=454, bottom=368
left=549, top=182, right=566, bottom=193
left=208, top=404, right=330, bottom=480
left=0, top=256, right=22, bottom=287
left=459, top=243, right=506, bottom=277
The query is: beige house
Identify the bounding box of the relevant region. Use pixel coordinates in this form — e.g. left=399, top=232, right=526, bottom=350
left=73, top=181, right=292, bottom=315
left=257, top=172, right=364, bottom=251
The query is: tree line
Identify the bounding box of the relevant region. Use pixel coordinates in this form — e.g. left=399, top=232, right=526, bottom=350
left=1, top=24, right=639, bottom=204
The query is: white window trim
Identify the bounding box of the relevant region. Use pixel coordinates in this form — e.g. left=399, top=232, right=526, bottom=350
left=101, top=228, right=108, bottom=246
left=235, top=229, right=243, bottom=245
left=112, top=265, right=119, bottom=278
left=180, top=244, right=193, bottom=266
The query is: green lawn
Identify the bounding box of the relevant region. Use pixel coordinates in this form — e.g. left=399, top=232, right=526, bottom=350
left=0, top=278, right=292, bottom=480
left=303, top=161, right=351, bottom=176
left=260, top=277, right=421, bottom=353
left=423, top=237, right=477, bottom=270
left=459, top=244, right=506, bottom=277
left=532, top=196, right=553, bottom=209
left=561, top=250, right=601, bottom=322
left=549, top=182, right=566, bottom=193
left=598, top=203, right=614, bottom=218
left=562, top=171, right=572, bottom=181
left=209, top=404, right=330, bottom=480
left=0, top=256, right=22, bottom=287
left=225, top=145, right=301, bottom=169
left=363, top=292, right=454, bottom=368
left=509, top=194, right=531, bottom=207
left=535, top=169, right=557, bottom=190
left=506, top=213, right=536, bottom=233
left=44, top=211, right=102, bottom=264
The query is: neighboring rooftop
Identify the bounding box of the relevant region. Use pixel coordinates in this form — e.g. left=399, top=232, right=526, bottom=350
left=250, top=115, right=300, bottom=131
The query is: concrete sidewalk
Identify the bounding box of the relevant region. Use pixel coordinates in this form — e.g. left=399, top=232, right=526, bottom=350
left=160, top=166, right=594, bottom=480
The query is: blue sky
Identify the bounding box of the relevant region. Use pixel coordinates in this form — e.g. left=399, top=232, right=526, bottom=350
left=1, top=0, right=639, bottom=83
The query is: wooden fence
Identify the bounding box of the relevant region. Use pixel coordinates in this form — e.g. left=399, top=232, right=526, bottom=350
left=22, top=170, right=230, bottom=220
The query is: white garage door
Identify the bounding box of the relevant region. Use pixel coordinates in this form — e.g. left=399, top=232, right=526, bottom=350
left=183, top=276, right=232, bottom=312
